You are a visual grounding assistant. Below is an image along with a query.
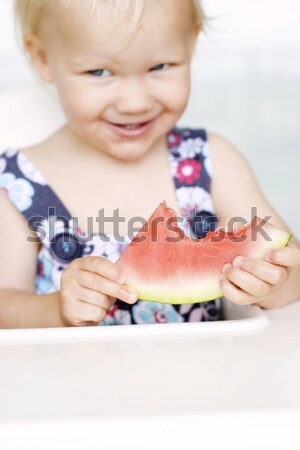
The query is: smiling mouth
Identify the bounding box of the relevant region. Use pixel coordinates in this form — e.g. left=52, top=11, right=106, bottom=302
left=111, top=122, right=149, bottom=130
left=105, top=118, right=156, bottom=137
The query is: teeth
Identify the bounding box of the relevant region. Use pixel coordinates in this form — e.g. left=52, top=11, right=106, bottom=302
left=123, top=124, right=142, bottom=130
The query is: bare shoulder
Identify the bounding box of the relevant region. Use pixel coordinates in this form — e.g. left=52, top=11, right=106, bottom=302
left=207, top=132, right=252, bottom=176
left=21, top=127, right=62, bottom=159
left=207, top=132, right=258, bottom=210
left=0, top=189, right=39, bottom=292
left=207, top=132, right=291, bottom=232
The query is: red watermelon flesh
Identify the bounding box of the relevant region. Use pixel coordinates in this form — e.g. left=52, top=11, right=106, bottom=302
left=116, top=202, right=292, bottom=304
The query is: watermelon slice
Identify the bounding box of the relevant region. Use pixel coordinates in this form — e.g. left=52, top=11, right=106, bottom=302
left=117, top=202, right=292, bottom=304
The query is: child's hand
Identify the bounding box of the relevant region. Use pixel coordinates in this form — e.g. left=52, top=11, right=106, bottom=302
left=59, top=256, right=138, bottom=326
left=219, top=226, right=300, bottom=306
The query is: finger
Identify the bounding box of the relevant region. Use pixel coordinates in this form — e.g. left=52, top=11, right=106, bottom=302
left=265, top=245, right=300, bottom=267
left=221, top=263, right=272, bottom=298
left=76, top=285, right=115, bottom=310
left=74, top=301, right=108, bottom=326
left=77, top=270, right=138, bottom=304
left=219, top=275, right=257, bottom=305
left=84, top=322, right=101, bottom=327
left=74, top=256, right=126, bottom=284
left=232, top=256, right=289, bottom=286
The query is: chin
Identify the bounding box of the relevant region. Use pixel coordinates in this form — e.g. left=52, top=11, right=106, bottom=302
left=111, top=149, right=147, bottom=162
left=104, top=142, right=150, bottom=162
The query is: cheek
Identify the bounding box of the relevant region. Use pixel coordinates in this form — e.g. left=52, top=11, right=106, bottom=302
left=56, top=77, right=105, bottom=124
left=160, top=70, right=191, bottom=113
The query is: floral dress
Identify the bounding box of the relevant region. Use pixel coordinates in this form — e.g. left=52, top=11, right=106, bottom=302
left=0, top=127, right=222, bottom=325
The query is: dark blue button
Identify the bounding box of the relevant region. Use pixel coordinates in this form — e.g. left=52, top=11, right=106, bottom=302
left=189, top=210, right=218, bottom=239
left=51, top=233, right=83, bottom=263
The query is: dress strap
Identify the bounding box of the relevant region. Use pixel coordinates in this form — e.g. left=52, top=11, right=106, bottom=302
left=0, top=148, right=72, bottom=233
left=167, top=127, right=219, bottom=239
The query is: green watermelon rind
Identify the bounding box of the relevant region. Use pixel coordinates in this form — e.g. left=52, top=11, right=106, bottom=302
left=137, top=287, right=223, bottom=304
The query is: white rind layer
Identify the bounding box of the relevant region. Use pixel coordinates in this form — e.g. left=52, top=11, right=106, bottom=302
left=127, top=275, right=223, bottom=304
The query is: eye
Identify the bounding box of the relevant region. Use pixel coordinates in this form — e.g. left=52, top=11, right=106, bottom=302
left=88, top=69, right=112, bottom=77
left=150, top=63, right=171, bottom=72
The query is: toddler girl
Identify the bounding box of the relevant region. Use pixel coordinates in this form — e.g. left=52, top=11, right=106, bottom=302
left=0, top=0, right=299, bottom=328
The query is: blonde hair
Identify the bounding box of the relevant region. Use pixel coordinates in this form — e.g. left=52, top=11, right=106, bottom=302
left=14, top=0, right=209, bottom=49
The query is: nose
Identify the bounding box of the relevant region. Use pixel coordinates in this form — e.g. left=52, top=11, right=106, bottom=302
left=115, top=77, right=154, bottom=115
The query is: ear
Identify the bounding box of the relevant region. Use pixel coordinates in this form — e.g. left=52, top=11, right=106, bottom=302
left=188, top=23, right=201, bottom=55
left=191, top=23, right=201, bottom=48
left=24, top=32, right=55, bottom=84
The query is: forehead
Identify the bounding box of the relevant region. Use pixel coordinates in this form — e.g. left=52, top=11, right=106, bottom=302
left=49, top=0, right=193, bottom=56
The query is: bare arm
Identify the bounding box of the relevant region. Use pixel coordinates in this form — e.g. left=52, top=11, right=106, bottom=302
left=0, top=190, right=137, bottom=328
left=0, top=190, right=64, bottom=328
left=0, top=290, right=65, bottom=328
left=209, top=132, right=300, bottom=308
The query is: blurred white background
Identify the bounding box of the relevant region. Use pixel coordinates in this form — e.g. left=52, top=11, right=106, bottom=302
left=0, top=0, right=299, bottom=236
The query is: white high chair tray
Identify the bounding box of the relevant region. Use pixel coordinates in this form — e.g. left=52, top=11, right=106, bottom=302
left=0, top=298, right=269, bottom=345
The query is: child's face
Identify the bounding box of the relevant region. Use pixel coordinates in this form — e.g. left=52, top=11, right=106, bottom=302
left=36, top=0, right=199, bottom=161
